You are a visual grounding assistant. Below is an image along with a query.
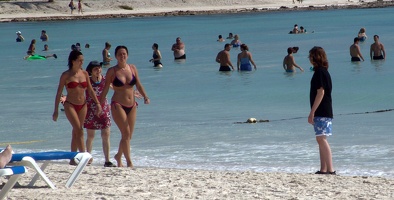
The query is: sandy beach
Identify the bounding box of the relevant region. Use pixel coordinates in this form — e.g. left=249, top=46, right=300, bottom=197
left=1, top=0, right=394, bottom=22
left=2, top=0, right=394, bottom=199
left=1, top=162, right=393, bottom=199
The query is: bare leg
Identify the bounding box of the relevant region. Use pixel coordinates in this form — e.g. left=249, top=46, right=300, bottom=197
left=86, top=129, right=95, bottom=164
left=64, top=103, right=87, bottom=165
left=111, top=103, right=137, bottom=168
left=86, top=129, right=95, bottom=153
left=0, top=145, right=13, bottom=169
left=114, top=152, right=123, bottom=167
left=101, top=128, right=111, bottom=162
left=124, top=107, right=137, bottom=168
left=318, top=144, right=326, bottom=172
left=45, top=54, right=57, bottom=59
left=111, top=104, right=127, bottom=167
left=316, top=136, right=334, bottom=172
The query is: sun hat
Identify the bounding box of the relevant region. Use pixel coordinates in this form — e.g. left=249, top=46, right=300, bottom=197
left=16, top=31, right=21, bottom=34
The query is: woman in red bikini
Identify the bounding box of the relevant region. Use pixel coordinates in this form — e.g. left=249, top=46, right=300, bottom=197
left=100, top=46, right=150, bottom=168
left=53, top=50, right=102, bottom=164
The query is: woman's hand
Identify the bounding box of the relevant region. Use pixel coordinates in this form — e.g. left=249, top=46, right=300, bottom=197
left=134, top=90, right=143, bottom=99
left=144, top=97, right=150, bottom=104
left=52, top=111, right=58, bottom=122
left=95, top=104, right=102, bottom=117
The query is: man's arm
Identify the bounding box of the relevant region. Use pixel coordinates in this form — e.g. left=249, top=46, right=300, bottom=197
left=291, top=56, right=304, bottom=72
left=215, top=52, right=221, bottom=63
left=381, top=44, right=386, bottom=59
left=225, top=52, right=234, bottom=70
left=357, top=46, right=364, bottom=61
left=171, top=44, right=177, bottom=51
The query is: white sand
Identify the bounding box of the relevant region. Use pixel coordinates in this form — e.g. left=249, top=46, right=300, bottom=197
left=2, top=0, right=394, bottom=199
left=1, top=163, right=394, bottom=199
left=0, top=0, right=384, bottom=22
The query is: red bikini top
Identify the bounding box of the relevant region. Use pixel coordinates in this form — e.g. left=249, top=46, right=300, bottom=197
left=67, top=81, right=87, bottom=89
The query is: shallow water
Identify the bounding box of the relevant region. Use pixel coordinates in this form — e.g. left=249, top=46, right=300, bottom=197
left=0, top=7, right=393, bottom=177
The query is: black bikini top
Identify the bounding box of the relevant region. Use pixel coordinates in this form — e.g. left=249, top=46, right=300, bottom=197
left=112, top=66, right=136, bottom=87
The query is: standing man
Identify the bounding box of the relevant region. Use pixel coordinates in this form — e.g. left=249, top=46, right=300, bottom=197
left=216, top=43, right=234, bottom=71
left=350, top=37, right=364, bottom=62
left=370, top=35, right=386, bottom=60
left=171, top=37, right=186, bottom=60
left=283, top=47, right=304, bottom=72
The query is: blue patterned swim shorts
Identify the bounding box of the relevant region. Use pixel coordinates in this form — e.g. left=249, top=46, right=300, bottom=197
left=313, top=117, right=332, bottom=136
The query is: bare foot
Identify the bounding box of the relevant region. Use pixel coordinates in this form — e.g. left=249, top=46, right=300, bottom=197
left=114, top=153, right=123, bottom=167
left=126, top=161, right=134, bottom=169
left=69, top=159, right=78, bottom=166
left=0, top=145, right=13, bottom=168
left=88, top=158, right=93, bottom=165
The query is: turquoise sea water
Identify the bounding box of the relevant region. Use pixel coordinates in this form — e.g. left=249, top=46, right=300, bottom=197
left=0, top=7, right=393, bottom=177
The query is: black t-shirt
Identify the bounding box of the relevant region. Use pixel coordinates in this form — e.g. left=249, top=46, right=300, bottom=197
left=310, top=67, right=333, bottom=118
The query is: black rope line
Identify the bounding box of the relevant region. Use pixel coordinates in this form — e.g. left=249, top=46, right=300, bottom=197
left=235, top=108, right=394, bottom=124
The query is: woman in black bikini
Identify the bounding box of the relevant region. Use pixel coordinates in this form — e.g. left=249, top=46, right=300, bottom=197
left=53, top=50, right=102, bottom=165
left=100, top=46, right=150, bottom=168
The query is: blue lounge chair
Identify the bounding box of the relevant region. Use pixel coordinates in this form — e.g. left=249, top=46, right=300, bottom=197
left=9, top=151, right=91, bottom=189
left=0, top=166, right=27, bottom=200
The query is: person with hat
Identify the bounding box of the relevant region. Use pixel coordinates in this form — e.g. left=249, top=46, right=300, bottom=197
left=84, top=61, right=116, bottom=167
left=16, top=31, right=24, bottom=42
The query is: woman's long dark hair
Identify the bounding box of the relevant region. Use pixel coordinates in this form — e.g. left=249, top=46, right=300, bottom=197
left=68, top=50, right=83, bottom=70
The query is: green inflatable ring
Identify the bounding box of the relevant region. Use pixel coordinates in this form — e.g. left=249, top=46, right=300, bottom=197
left=26, top=55, right=46, bottom=60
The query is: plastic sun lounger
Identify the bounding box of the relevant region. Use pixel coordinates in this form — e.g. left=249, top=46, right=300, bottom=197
left=0, top=166, right=27, bottom=200
left=9, top=151, right=91, bottom=189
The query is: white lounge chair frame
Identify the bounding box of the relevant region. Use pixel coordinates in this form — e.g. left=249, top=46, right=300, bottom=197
left=9, top=152, right=91, bottom=189
left=0, top=166, right=27, bottom=200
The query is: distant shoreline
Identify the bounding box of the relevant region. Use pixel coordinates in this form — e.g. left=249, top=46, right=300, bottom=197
left=2, top=1, right=394, bottom=23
